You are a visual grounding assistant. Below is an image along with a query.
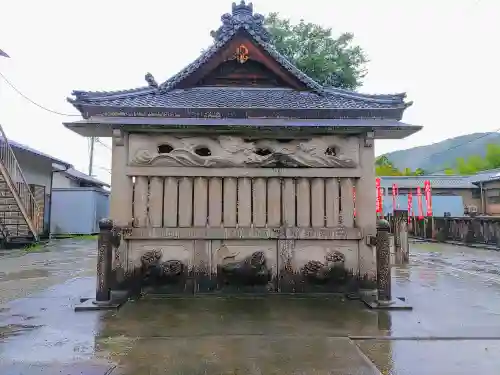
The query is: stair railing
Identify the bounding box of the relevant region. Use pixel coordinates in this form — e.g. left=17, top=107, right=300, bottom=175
left=0, top=124, right=41, bottom=241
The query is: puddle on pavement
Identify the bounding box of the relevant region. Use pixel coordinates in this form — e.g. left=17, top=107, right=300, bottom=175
left=102, top=337, right=380, bottom=375
left=97, top=296, right=385, bottom=339
left=356, top=339, right=500, bottom=375
left=0, top=323, right=40, bottom=337
left=0, top=269, right=50, bottom=281
left=2, top=242, right=500, bottom=373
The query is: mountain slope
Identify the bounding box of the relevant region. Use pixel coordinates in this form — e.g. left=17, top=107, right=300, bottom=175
left=383, top=132, right=500, bottom=173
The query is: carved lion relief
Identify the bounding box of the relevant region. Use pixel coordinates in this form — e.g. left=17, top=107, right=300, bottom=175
left=129, top=135, right=358, bottom=168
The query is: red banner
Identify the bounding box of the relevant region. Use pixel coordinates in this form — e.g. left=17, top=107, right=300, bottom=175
left=407, top=191, right=413, bottom=224
left=392, top=183, right=397, bottom=214
left=417, top=187, right=424, bottom=220
left=375, top=178, right=382, bottom=214
left=424, top=180, right=433, bottom=216
left=353, top=186, right=356, bottom=218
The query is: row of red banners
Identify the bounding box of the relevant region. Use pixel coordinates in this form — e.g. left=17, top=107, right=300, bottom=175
left=374, top=178, right=433, bottom=222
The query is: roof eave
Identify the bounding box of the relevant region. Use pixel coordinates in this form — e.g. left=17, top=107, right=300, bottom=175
left=63, top=117, right=421, bottom=140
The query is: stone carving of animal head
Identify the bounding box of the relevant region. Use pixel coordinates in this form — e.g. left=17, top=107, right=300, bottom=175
left=247, top=251, right=266, bottom=268
left=141, top=249, right=163, bottom=268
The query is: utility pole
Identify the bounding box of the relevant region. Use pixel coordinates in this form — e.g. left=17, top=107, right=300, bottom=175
left=88, top=136, right=95, bottom=176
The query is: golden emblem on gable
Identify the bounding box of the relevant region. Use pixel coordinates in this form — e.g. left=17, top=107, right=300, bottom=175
left=234, top=44, right=249, bottom=64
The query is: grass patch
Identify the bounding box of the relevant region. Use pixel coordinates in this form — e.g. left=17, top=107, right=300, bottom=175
left=51, top=234, right=98, bottom=240
left=23, top=242, right=49, bottom=253
left=71, top=234, right=98, bottom=240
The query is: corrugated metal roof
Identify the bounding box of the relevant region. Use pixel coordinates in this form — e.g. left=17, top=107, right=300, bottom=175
left=63, top=168, right=110, bottom=188
left=379, top=175, right=477, bottom=189
left=468, top=168, right=500, bottom=184
left=1, top=138, right=72, bottom=168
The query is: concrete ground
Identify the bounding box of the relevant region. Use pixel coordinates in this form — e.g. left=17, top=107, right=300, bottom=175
left=1, top=239, right=500, bottom=374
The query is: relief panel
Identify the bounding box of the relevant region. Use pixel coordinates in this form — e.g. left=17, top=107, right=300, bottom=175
left=127, top=240, right=195, bottom=294
left=199, top=240, right=278, bottom=293
left=278, top=240, right=375, bottom=293
left=128, top=134, right=359, bottom=168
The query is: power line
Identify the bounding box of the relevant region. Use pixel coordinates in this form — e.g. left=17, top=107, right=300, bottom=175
left=423, top=129, right=500, bottom=174
left=0, top=71, right=80, bottom=117
left=95, top=138, right=111, bottom=151
left=382, top=128, right=500, bottom=175
left=94, top=165, right=111, bottom=174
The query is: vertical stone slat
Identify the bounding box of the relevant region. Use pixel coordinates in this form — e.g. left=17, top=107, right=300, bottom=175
left=178, top=177, right=193, bottom=227
left=282, top=178, right=296, bottom=227
left=252, top=178, right=267, bottom=227
left=193, top=177, right=208, bottom=227
left=223, top=177, right=237, bottom=226
left=296, top=178, right=310, bottom=227
left=325, top=178, right=340, bottom=227
left=163, top=177, right=178, bottom=227
left=340, top=177, right=355, bottom=227
left=149, top=177, right=163, bottom=227
left=133, top=176, right=148, bottom=227
left=311, top=178, right=325, bottom=227
left=267, top=177, right=281, bottom=226
left=208, top=177, right=222, bottom=227
left=237, top=177, right=252, bottom=226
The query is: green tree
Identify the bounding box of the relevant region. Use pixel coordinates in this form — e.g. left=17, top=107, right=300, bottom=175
left=484, top=144, right=500, bottom=169
left=375, top=156, right=402, bottom=176
left=213, top=13, right=368, bottom=89
left=375, top=156, right=426, bottom=176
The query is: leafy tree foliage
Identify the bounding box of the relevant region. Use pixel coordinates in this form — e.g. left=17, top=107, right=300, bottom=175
left=211, top=12, right=368, bottom=90
left=375, top=157, right=426, bottom=176
left=445, top=144, right=500, bottom=175
left=263, top=13, right=368, bottom=89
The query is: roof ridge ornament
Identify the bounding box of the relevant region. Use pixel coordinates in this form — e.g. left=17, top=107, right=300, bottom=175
left=210, top=1, right=271, bottom=43
left=145, top=72, right=158, bottom=88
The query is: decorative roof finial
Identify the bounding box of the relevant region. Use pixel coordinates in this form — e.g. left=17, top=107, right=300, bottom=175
left=145, top=72, right=158, bottom=88
left=210, top=1, right=270, bottom=43
left=232, top=1, right=253, bottom=18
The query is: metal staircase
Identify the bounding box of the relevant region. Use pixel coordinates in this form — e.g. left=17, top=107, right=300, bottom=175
left=0, top=124, right=42, bottom=245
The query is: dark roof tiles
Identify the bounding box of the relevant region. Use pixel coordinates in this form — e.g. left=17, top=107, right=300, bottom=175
left=75, top=87, right=406, bottom=110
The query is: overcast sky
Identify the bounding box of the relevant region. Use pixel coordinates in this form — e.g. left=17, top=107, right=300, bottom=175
left=0, top=0, right=498, bottom=184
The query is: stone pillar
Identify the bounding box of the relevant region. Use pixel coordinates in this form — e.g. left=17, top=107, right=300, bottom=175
left=399, top=220, right=409, bottom=264
left=110, top=130, right=133, bottom=226
left=495, top=222, right=500, bottom=248
left=465, top=219, right=475, bottom=244
left=376, top=219, right=391, bottom=302
left=394, top=217, right=402, bottom=254
left=95, top=219, right=114, bottom=303
left=357, top=134, right=377, bottom=283
left=110, top=130, right=132, bottom=285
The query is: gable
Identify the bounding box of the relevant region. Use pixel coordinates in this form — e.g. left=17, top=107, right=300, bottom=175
left=175, top=31, right=309, bottom=91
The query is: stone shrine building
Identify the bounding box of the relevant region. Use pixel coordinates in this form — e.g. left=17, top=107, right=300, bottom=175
left=65, top=1, right=420, bottom=295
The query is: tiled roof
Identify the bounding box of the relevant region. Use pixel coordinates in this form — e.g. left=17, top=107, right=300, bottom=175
left=379, top=176, right=478, bottom=189
left=73, top=87, right=406, bottom=110
left=68, top=1, right=411, bottom=118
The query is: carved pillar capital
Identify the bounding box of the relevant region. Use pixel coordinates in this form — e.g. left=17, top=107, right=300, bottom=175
left=112, top=129, right=125, bottom=146
left=364, top=131, right=374, bottom=148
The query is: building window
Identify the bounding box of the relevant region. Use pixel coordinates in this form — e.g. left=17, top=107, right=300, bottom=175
left=486, top=188, right=500, bottom=198
left=388, top=188, right=411, bottom=195
left=472, top=189, right=481, bottom=199
left=434, top=190, right=458, bottom=196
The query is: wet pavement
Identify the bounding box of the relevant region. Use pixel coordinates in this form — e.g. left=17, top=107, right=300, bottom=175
left=1, top=240, right=500, bottom=374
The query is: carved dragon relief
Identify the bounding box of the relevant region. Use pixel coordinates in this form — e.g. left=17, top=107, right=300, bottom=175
left=130, top=136, right=357, bottom=168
